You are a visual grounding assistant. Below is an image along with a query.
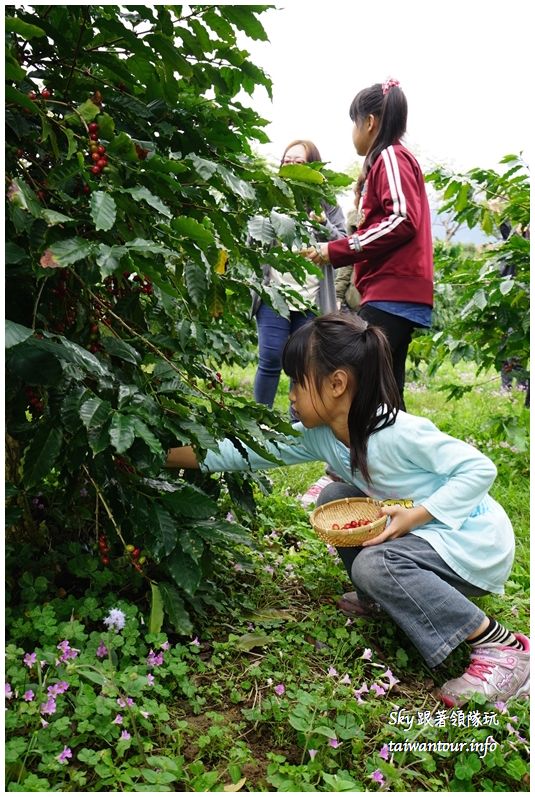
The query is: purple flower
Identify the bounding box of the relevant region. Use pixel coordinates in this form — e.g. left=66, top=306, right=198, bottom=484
left=233, top=563, right=244, bottom=572
left=147, top=650, right=164, bottom=667
left=117, top=697, right=134, bottom=708
left=40, top=718, right=49, bottom=728
left=383, top=668, right=399, bottom=687
left=23, top=652, right=37, bottom=668
left=47, top=681, right=69, bottom=697
left=5, top=683, right=13, bottom=699
left=328, top=737, right=341, bottom=749
left=96, top=641, right=108, bottom=658
left=160, top=641, right=170, bottom=651
left=379, top=743, right=389, bottom=760
left=263, top=565, right=275, bottom=575
left=494, top=700, right=507, bottom=713
left=79, top=487, right=89, bottom=497
left=226, top=511, right=235, bottom=522
left=113, top=714, right=123, bottom=725
left=140, top=710, right=150, bottom=719
left=274, top=684, right=285, bottom=696
left=371, top=769, right=385, bottom=785
left=191, top=637, right=200, bottom=647
left=327, top=545, right=337, bottom=556
left=345, top=618, right=353, bottom=626
left=308, top=749, right=318, bottom=760
left=353, top=683, right=369, bottom=703
left=103, top=608, right=126, bottom=632
left=57, top=746, right=72, bottom=764
left=327, top=667, right=338, bottom=677
left=40, top=697, right=57, bottom=715
left=120, top=730, right=131, bottom=740
left=361, top=648, right=373, bottom=661
left=56, top=640, right=79, bottom=663
left=370, top=683, right=386, bottom=696
left=147, top=674, right=155, bottom=687
left=23, top=690, right=35, bottom=702
left=340, top=673, right=351, bottom=685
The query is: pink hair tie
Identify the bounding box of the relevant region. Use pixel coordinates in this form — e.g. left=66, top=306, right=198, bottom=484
left=382, top=78, right=400, bottom=95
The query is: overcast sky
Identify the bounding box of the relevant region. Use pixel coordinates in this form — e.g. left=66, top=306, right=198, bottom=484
left=238, top=0, right=532, bottom=178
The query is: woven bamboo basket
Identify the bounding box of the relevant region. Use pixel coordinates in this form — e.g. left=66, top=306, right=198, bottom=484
left=310, top=497, right=386, bottom=547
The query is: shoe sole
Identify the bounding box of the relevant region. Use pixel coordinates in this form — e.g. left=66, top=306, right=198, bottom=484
left=438, top=674, right=530, bottom=708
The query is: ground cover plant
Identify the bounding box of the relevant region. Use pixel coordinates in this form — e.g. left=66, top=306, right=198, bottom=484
left=5, top=365, right=529, bottom=792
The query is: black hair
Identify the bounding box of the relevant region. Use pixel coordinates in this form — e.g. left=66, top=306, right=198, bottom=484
left=349, top=82, right=407, bottom=188
left=282, top=313, right=400, bottom=485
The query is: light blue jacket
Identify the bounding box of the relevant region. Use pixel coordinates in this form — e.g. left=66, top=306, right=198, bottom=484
left=201, top=411, right=515, bottom=594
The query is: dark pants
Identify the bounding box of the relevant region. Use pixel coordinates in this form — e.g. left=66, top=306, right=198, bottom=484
left=254, top=302, right=315, bottom=411
left=358, top=305, right=416, bottom=410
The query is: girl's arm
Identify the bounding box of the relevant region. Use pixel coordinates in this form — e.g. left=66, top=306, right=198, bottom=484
left=166, top=446, right=200, bottom=469
left=326, top=148, right=426, bottom=267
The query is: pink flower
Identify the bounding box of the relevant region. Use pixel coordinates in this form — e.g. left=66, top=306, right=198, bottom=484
left=140, top=710, right=150, bottom=719
left=274, top=683, right=285, bottom=696
left=160, top=641, right=170, bottom=651
left=117, top=697, right=134, bottom=708
left=113, top=714, right=123, bottom=725
left=40, top=718, right=49, bottom=728
left=191, top=637, right=200, bottom=647
left=379, top=744, right=389, bottom=760
left=353, top=683, right=369, bottom=703
left=327, top=545, right=337, bottom=556
left=371, top=769, right=385, bottom=785
left=120, top=730, right=131, bottom=740
left=57, top=746, right=72, bottom=764
left=147, top=674, right=155, bottom=686
left=96, top=641, right=108, bottom=658
left=5, top=683, right=13, bottom=699
left=233, top=563, right=244, bottom=572
left=23, top=652, right=37, bottom=668
left=308, top=749, right=318, bottom=760
left=40, top=697, right=57, bottom=715
left=328, top=737, right=341, bottom=749
left=371, top=683, right=386, bottom=696
left=327, top=667, right=338, bottom=677
left=147, top=650, right=164, bottom=667
left=344, top=618, right=353, bottom=626
left=47, top=681, right=69, bottom=697
left=56, top=640, right=79, bottom=663
left=263, top=565, right=275, bottom=575
left=340, top=674, right=351, bottom=685
left=361, top=648, right=373, bottom=661
left=494, top=701, right=507, bottom=713
left=383, top=668, right=399, bottom=687
left=24, top=690, right=35, bottom=702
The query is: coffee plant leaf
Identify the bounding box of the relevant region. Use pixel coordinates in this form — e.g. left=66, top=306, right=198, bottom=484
left=5, top=320, right=34, bottom=349
left=109, top=413, right=136, bottom=454
left=22, top=426, right=63, bottom=488
left=157, top=582, right=193, bottom=635
left=149, top=583, right=165, bottom=635
left=90, top=191, right=117, bottom=232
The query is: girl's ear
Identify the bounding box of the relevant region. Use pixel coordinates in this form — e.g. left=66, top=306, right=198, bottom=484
left=368, top=113, right=378, bottom=133
left=330, top=369, right=350, bottom=397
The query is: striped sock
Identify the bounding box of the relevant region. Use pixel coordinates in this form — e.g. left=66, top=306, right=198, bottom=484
left=469, top=617, right=523, bottom=650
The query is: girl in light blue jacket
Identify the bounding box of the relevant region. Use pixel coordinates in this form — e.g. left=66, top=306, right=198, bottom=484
left=166, top=314, right=529, bottom=707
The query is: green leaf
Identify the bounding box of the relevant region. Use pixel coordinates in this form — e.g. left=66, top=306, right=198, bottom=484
left=187, top=153, right=218, bottom=181
left=312, top=724, right=338, bottom=737
left=5, top=17, right=46, bottom=38
left=218, top=165, right=256, bottom=200
left=125, top=187, right=171, bottom=218
left=171, top=216, right=214, bottom=247
left=221, top=7, right=269, bottom=41
left=270, top=211, right=298, bottom=247
left=96, top=244, right=126, bottom=277
left=109, top=413, right=136, bottom=454
left=280, top=163, right=325, bottom=184
left=162, top=485, right=217, bottom=519
left=107, top=131, right=138, bottom=161
left=40, top=209, right=74, bottom=226
left=248, top=215, right=276, bottom=245
left=157, top=582, right=193, bottom=634
left=165, top=550, right=201, bottom=596
left=149, top=583, right=165, bottom=634
left=132, top=418, right=164, bottom=457
left=45, top=237, right=94, bottom=267
left=5, top=320, right=33, bottom=349
left=90, top=191, right=117, bottom=232
left=233, top=632, right=273, bottom=652
left=80, top=396, right=112, bottom=430
left=183, top=261, right=207, bottom=306
left=150, top=504, right=178, bottom=557
left=101, top=337, right=140, bottom=364
left=5, top=242, right=27, bottom=264
left=23, top=427, right=63, bottom=488
left=74, top=100, right=101, bottom=124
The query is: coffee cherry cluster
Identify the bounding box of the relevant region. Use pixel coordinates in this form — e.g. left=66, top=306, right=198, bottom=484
left=25, top=386, right=44, bottom=415
left=87, top=122, right=108, bottom=177
left=98, top=534, right=111, bottom=566
left=331, top=519, right=372, bottom=530
left=125, top=544, right=146, bottom=573
left=27, top=87, right=52, bottom=101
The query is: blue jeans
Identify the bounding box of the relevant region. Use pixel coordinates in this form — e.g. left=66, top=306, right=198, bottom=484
left=316, top=482, right=487, bottom=667
left=254, top=302, right=315, bottom=410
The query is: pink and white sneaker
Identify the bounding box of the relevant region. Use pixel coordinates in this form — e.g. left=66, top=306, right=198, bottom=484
left=438, top=634, right=530, bottom=707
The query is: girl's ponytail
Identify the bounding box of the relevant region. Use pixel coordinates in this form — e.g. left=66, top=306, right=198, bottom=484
left=349, top=80, right=408, bottom=181
left=347, top=323, right=399, bottom=484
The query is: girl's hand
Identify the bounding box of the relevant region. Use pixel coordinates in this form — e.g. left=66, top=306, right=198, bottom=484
left=301, top=242, right=330, bottom=265
left=308, top=209, right=326, bottom=224
left=361, top=504, right=433, bottom=547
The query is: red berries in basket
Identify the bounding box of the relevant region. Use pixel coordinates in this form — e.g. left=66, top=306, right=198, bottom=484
left=332, top=519, right=373, bottom=530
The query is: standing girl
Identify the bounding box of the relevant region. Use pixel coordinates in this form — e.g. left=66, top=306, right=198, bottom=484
left=166, top=314, right=529, bottom=707
left=253, top=139, right=346, bottom=413
left=307, top=80, right=434, bottom=409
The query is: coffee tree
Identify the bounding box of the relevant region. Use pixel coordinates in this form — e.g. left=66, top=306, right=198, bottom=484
left=5, top=4, right=350, bottom=631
